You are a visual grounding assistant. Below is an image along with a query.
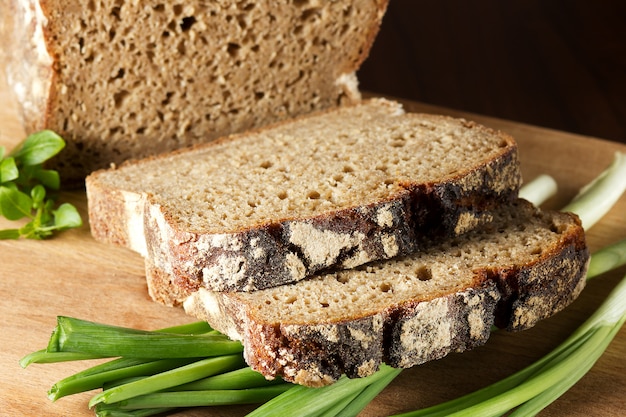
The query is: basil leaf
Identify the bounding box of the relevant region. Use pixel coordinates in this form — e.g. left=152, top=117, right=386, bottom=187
left=0, top=157, right=19, bottom=183
left=1, top=181, right=18, bottom=191
left=31, top=167, right=61, bottom=190
left=11, top=130, right=65, bottom=166
left=0, top=185, right=33, bottom=221
left=53, top=203, right=82, bottom=229
left=31, top=185, right=46, bottom=209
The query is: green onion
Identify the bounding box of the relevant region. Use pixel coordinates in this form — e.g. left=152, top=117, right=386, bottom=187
left=20, top=349, right=103, bottom=367
left=95, top=406, right=175, bottom=417
left=587, top=237, right=626, bottom=279
left=21, top=320, right=214, bottom=368
left=47, top=316, right=242, bottom=358
left=96, top=385, right=291, bottom=411
left=332, top=366, right=402, bottom=417
left=562, top=151, right=626, bottom=229
left=150, top=320, right=214, bottom=335
left=89, top=355, right=246, bottom=407
left=175, top=366, right=285, bottom=390
left=48, top=358, right=195, bottom=401
left=317, top=390, right=364, bottom=417
left=518, top=174, right=557, bottom=206
left=247, top=364, right=400, bottom=417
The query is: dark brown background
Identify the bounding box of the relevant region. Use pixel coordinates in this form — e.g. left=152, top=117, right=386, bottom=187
left=357, top=0, right=626, bottom=144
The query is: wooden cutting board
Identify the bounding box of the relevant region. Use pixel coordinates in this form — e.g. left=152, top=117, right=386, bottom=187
left=1, top=72, right=625, bottom=417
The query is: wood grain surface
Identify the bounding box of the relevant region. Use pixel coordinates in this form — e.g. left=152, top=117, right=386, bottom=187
left=2, top=71, right=626, bottom=416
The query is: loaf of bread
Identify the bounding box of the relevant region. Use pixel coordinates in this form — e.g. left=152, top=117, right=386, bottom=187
left=182, top=199, right=589, bottom=387
left=0, top=0, right=388, bottom=183
left=86, top=99, right=523, bottom=293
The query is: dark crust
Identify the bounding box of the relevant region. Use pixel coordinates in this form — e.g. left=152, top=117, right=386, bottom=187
left=247, top=316, right=386, bottom=385
left=152, top=193, right=422, bottom=293
left=182, top=206, right=589, bottom=386
left=492, top=212, right=589, bottom=331
left=248, top=237, right=587, bottom=386
left=384, top=281, right=500, bottom=368
left=407, top=141, right=521, bottom=238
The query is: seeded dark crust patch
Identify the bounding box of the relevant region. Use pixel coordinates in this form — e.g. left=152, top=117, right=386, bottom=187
left=87, top=99, right=523, bottom=293
left=181, top=200, right=588, bottom=387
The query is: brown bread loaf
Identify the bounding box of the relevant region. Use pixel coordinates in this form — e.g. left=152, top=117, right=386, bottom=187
left=182, top=199, right=589, bottom=386
left=0, top=0, right=389, bottom=183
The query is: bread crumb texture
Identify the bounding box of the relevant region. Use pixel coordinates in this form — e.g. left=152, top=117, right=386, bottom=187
left=88, top=99, right=521, bottom=291
left=101, top=100, right=514, bottom=232
left=183, top=200, right=589, bottom=386
left=5, top=0, right=388, bottom=181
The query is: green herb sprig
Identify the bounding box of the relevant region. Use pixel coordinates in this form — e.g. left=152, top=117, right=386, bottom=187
left=0, top=130, right=81, bottom=239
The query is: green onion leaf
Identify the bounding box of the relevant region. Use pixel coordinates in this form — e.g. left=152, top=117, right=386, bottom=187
left=563, top=151, right=626, bottom=229
left=19, top=349, right=103, bottom=368
left=247, top=365, right=399, bottom=417
left=519, top=174, right=557, bottom=207
left=47, top=316, right=243, bottom=358
left=89, top=355, right=246, bottom=407
left=175, top=367, right=284, bottom=391
left=95, top=385, right=291, bottom=413
left=587, top=238, right=626, bottom=279
left=334, top=366, right=402, bottom=417
left=49, top=358, right=196, bottom=401
left=95, top=406, right=176, bottom=417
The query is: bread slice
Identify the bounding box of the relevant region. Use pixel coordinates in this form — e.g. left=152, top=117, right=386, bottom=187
left=1, top=0, right=388, bottom=183
left=182, top=199, right=589, bottom=387
left=86, top=99, right=522, bottom=293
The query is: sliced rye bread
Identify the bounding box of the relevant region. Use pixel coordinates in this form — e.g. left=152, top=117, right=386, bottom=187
left=86, top=98, right=522, bottom=293
left=1, top=0, right=388, bottom=184
left=181, top=199, right=589, bottom=387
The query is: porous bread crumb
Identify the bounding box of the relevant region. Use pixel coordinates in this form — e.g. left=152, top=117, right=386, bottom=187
left=94, top=99, right=517, bottom=233
left=4, top=0, right=388, bottom=181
